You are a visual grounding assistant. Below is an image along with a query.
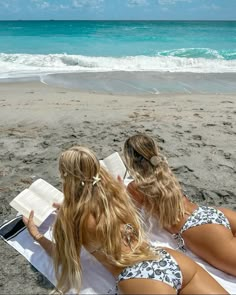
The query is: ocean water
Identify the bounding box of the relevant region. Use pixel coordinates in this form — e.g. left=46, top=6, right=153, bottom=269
left=0, top=20, right=236, bottom=94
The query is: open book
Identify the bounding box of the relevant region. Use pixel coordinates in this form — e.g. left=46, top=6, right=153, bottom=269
left=10, top=179, right=63, bottom=227
left=100, top=152, right=132, bottom=185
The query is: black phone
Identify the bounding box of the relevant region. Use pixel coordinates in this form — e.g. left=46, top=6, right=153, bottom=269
left=0, top=216, right=26, bottom=241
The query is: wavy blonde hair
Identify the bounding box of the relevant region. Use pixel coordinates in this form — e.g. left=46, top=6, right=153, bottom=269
left=123, top=134, right=185, bottom=228
left=53, top=146, right=155, bottom=293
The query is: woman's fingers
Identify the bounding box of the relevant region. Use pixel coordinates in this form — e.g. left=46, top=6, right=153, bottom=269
left=23, top=210, right=34, bottom=225
left=117, top=175, right=123, bottom=183
left=53, top=202, right=61, bottom=211
left=29, top=210, right=34, bottom=220
left=22, top=215, right=28, bottom=225
left=23, top=210, right=42, bottom=240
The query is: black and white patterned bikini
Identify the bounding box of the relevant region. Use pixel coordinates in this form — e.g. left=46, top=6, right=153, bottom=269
left=173, top=206, right=231, bottom=251
left=117, top=248, right=183, bottom=292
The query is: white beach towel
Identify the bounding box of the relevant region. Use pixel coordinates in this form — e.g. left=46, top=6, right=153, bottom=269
left=3, top=213, right=236, bottom=294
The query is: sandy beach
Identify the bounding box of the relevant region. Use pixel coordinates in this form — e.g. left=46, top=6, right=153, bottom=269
left=0, top=81, right=236, bottom=294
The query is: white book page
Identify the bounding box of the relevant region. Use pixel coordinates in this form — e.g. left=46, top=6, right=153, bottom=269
left=10, top=189, right=55, bottom=226
left=102, top=152, right=128, bottom=179
left=99, top=159, right=106, bottom=169
left=29, top=179, right=64, bottom=205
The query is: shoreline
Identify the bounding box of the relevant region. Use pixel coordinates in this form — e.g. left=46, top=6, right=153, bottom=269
left=1, top=71, right=236, bottom=95
left=0, top=81, right=236, bottom=294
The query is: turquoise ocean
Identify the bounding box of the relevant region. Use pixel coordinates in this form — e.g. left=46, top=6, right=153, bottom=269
left=1, top=20, right=236, bottom=94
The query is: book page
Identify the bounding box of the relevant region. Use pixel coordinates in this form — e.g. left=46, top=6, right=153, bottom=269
left=29, top=179, right=64, bottom=205
left=102, top=152, right=128, bottom=179
left=99, top=159, right=106, bottom=169
left=10, top=189, right=55, bottom=226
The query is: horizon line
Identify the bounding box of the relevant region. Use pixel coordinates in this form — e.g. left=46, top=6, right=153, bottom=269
left=0, top=19, right=236, bottom=22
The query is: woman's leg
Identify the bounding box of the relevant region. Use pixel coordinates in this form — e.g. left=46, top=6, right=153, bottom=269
left=166, top=248, right=229, bottom=295
left=118, top=278, right=176, bottom=294
left=180, top=264, right=229, bottom=294
left=182, top=224, right=236, bottom=276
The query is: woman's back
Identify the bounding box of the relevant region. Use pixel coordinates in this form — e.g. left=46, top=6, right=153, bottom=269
left=123, top=133, right=236, bottom=277
left=54, top=145, right=162, bottom=292
left=82, top=207, right=227, bottom=294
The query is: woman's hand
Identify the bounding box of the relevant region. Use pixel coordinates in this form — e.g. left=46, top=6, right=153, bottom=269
left=23, top=211, right=43, bottom=241
left=52, top=202, right=61, bottom=212
left=117, top=175, right=124, bottom=184
left=23, top=211, right=54, bottom=256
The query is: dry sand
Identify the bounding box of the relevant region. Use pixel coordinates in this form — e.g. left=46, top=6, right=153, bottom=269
left=0, top=81, right=236, bottom=294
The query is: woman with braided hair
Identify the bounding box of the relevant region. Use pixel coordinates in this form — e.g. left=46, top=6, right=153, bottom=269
left=23, top=146, right=228, bottom=294
left=123, top=133, right=236, bottom=277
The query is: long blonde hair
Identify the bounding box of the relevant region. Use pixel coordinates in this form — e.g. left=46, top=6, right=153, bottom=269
left=123, top=134, right=185, bottom=228
left=53, top=146, right=154, bottom=293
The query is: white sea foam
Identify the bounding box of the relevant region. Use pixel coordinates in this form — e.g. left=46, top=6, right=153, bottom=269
left=0, top=53, right=236, bottom=79
left=157, top=48, right=225, bottom=59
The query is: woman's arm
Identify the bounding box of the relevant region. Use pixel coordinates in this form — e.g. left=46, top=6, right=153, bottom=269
left=117, top=176, right=145, bottom=208
left=127, top=181, right=145, bottom=208
left=23, top=211, right=54, bottom=257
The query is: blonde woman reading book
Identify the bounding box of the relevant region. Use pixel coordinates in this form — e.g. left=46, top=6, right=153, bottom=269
left=23, top=146, right=228, bottom=294
left=123, top=133, right=236, bottom=277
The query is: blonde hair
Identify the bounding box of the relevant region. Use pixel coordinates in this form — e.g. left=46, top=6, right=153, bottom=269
left=53, top=146, right=154, bottom=293
left=123, top=134, right=185, bottom=228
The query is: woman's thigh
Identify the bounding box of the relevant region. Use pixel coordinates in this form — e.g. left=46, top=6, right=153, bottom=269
left=182, top=224, right=236, bottom=275
left=118, top=278, right=176, bottom=294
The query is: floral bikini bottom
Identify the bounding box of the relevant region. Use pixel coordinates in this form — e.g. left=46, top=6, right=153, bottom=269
left=117, top=248, right=183, bottom=292
left=173, top=206, right=231, bottom=251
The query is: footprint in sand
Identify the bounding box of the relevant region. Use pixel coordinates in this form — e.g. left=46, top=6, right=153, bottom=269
left=221, top=101, right=233, bottom=104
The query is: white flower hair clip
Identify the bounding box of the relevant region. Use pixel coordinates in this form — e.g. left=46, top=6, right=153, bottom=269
left=150, top=156, right=161, bottom=166
left=92, top=174, right=101, bottom=186
left=64, top=172, right=68, bottom=177
left=150, top=155, right=168, bottom=167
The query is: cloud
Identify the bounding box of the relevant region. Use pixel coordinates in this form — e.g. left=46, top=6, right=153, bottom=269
left=72, top=0, right=104, bottom=9
left=158, top=0, right=191, bottom=5
left=59, top=4, right=70, bottom=9
left=0, top=2, right=9, bottom=8
left=127, top=0, right=148, bottom=6
left=0, top=0, right=19, bottom=9
left=200, top=4, right=220, bottom=11
left=31, top=0, right=50, bottom=9
left=30, top=0, right=71, bottom=11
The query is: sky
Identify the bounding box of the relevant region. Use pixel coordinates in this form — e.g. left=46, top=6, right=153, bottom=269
left=0, top=0, right=235, bottom=21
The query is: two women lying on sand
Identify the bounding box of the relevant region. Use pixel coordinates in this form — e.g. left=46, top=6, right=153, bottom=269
left=23, top=135, right=235, bottom=294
